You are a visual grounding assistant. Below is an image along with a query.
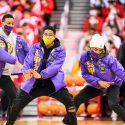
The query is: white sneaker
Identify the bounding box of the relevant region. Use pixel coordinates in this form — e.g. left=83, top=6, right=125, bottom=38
left=3, top=121, right=7, bottom=125
left=57, top=123, right=69, bottom=125
left=111, top=111, right=117, bottom=121
left=58, top=123, right=66, bottom=125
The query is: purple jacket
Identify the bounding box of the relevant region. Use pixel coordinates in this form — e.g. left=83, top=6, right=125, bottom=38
left=15, top=36, right=29, bottom=64
left=0, top=47, right=16, bottom=77
left=21, top=42, right=66, bottom=93
left=80, top=51, right=125, bottom=90
left=0, top=35, right=29, bottom=77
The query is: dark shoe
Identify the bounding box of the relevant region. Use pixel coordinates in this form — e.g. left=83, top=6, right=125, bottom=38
left=62, top=119, right=70, bottom=125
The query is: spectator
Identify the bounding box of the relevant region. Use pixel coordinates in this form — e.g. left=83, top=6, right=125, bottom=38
left=83, top=9, right=104, bottom=33
left=103, top=13, right=123, bottom=36
left=102, top=0, right=124, bottom=18
left=102, top=25, right=121, bottom=56
left=41, top=0, right=54, bottom=26
left=0, top=0, right=10, bottom=17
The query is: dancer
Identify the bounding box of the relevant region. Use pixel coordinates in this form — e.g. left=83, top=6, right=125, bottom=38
left=5, top=26, right=77, bottom=125
left=63, top=34, right=125, bottom=125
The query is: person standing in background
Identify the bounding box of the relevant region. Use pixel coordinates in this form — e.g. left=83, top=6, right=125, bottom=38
left=41, top=0, right=54, bottom=26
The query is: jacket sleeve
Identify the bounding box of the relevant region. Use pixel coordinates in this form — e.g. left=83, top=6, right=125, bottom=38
left=108, top=54, right=125, bottom=81
left=40, top=48, right=66, bottom=79
left=17, top=35, right=30, bottom=56
left=80, top=54, right=101, bottom=87
left=16, top=36, right=30, bottom=65
left=0, top=47, right=16, bottom=64
left=22, top=39, right=30, bottom=55
left=22, top=46, right=35, bottom=72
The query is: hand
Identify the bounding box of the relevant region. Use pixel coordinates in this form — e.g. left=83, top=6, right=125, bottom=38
left=3, top=67, right=9, bottom=71
left=31, top=69, right=41, bottom=79
left=98, top=80, right=111, bottom=89
left=23, top=69, right=33, bottom=80
left=16, top=61, right=23, bottom=69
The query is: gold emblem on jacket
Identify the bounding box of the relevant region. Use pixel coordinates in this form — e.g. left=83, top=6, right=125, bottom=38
left=86, top=61, right=95, bottom=74
left=0, top=40, right=5, bottom=49
left=99, top=64, right=106, bottom=73
left=7, top=41, right=14, bottom=54
left=33, top=49, right=41, bottom=71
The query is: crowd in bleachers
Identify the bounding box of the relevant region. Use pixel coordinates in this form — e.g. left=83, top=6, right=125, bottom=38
left=78, top=0, right=125, bottom=58
left=0, top=0, right=54, bottom=46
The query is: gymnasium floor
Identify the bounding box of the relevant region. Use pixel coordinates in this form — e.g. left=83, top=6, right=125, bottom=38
left=0, top=117, right=124, bottom=125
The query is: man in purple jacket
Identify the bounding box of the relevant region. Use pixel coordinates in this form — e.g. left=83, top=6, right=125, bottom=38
left=0, top=47, right=22, bottom=117
left=5, top=26, right=77, bottom=125
left=0, top=14, right=29, bottom=118
left=63, top=34, right=125, bottom=125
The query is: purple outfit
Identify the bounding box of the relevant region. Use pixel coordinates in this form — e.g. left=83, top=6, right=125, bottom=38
left=21, top=43, right=66, bottom=93
left=0, top=47, right=16, bottom=75
left=80, top=51, right=125, bottom=90
left=0, top=35, right=29, bottom=77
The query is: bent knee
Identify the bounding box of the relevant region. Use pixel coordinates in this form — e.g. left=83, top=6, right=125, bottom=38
left=68, top=106, right=76, bottom=112
left=108, top=101, right=119, bottom=109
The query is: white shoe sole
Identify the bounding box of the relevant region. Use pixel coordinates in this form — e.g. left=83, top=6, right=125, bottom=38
left=3, top=121, right=6, bottom=125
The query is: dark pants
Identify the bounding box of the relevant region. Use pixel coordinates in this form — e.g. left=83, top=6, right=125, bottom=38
left=119, top=83, right=125, bottom=109
left=0, top=75, right=17, bottom=116
left=63, top=85, right=125, bottom=124
left=6, top=79, right=77, bottom=125
left=100, top=95, right=111, bottom=117
left=0, top=90, right=9, bottom=117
